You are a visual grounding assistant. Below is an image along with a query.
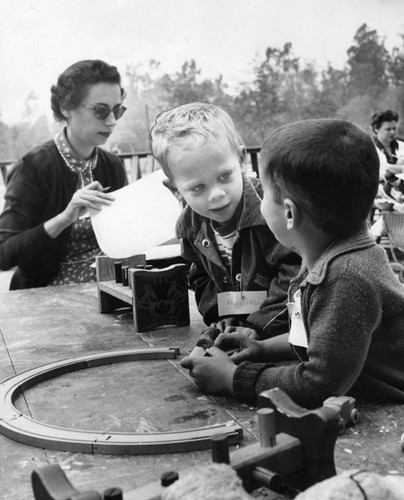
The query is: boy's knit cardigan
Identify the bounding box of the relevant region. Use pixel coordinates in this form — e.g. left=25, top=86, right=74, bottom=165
left=233, top=227, right=404, bottom=408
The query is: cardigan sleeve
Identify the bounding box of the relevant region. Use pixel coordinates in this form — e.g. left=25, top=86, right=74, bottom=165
left=233, top=271, right=382, bottom=408
left=0, top=155, right=59, bottom=271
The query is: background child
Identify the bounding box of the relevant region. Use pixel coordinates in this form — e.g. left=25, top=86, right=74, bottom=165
left=181, top=118, right=404, bottom=409
left=150, top=103, right=301, bottom=339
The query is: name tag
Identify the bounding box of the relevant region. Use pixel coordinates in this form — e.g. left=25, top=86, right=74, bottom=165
left=218, top=291, right=268, bottom=316
left=287, top=289, right=308, bottom=348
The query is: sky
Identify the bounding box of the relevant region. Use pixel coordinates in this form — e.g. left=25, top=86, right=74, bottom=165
left=1, top=0, right=404, bottom=124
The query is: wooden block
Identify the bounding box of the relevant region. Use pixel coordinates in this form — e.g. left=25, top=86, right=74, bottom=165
left=129, top=264, right=190, bottom=332
left=230, top=433, right=302, bottom=492
left=96, top=255, right=146, bottom=282
left=258, top=388, right=340, bottom=490
left=96, top=255, right=146, bottom=313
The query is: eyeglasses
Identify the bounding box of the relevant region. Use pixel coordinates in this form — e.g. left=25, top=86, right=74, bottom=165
left=81, top=103, right=127, bottom=120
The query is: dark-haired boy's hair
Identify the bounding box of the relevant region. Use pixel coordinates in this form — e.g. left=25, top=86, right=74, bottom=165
left=50, top=59, right=124, bottom=121
left=371, top=110, right=399, bottom=132
left=260, top=119, right=380, bottom=236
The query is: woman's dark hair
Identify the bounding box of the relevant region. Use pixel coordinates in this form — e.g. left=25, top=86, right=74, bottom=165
left=371, top=110, right=399, bottom=132
left=260, top=119, right=380, bottom=237
left=50, top=59, right=124, bottom=121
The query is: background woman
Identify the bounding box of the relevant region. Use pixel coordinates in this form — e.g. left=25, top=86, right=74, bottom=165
left=0, top=59, right=127, bottom=289
left=371, top=110, right=404, bottom=197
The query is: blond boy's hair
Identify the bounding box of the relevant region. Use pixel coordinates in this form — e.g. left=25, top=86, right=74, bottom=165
left=149, top=103, right=244, bottom=180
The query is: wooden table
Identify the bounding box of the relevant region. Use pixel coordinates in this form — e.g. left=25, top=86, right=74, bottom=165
left=0, top=284, right=403, bottom=499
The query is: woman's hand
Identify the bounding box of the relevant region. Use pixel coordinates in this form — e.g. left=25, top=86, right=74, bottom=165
left=180, top=347, right=236, bottom=396
left=62, top=181, right=114, bottom=224
left=44, top=181, right=114, bottom=238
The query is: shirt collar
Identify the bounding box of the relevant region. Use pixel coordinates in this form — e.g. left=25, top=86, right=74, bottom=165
left=237, top=174, right=267, bottom=230
left=54, top=127, right=98, bottom=171
left=297, top=225, right=376, bottom=287
left=373, top=136, right=399, bottom=163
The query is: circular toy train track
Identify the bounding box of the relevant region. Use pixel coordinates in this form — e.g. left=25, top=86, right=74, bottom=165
left=0, top=347, right=242, bottom=454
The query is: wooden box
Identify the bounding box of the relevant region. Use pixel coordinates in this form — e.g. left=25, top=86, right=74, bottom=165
left=96, top=255, right=190, bottom=332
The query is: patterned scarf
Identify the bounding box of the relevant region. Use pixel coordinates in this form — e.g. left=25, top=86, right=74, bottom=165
left=54, top=127, right=98, bottom=188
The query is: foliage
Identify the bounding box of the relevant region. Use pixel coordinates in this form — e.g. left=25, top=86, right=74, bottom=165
left=2, top=23, right=404, bottom=159
left=346, top=23, right=391, bottom=99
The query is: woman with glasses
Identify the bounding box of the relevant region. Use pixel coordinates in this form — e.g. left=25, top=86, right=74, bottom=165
left=0, top=60, right=128, bottom=289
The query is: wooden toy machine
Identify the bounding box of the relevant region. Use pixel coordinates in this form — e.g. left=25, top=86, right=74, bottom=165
left=31, top=388, right=344, bottom=500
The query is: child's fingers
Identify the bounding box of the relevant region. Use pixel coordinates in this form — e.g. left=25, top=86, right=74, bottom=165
left=180, top=356, right=194, bottom=369
left=247, top=330, right=260, bottom=340
left=229, top=349, right=250, bottom=365
left=215, top=320, right=227, bottom=332
left=214, top=331, right=243, bottom=350
left=205, top=346, right=227, bottom=357
left=223, top=325, right=237, bottom=333
left=214, top=332, right=237, bottom=349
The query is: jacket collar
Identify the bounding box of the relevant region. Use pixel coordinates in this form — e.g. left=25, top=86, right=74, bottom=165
left=373, top=136, right=399, bottom=162
left=296, top=225, right=376, bottom=287
left=176, top=174, right=267, bottom=239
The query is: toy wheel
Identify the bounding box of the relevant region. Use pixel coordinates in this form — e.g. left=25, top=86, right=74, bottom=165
left=350, top=408, right=359, bottom=425
left=338, top=418, right=346, bottom=435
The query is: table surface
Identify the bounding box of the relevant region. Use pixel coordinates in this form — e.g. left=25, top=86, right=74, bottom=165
left=0, top=283, right=403, bottom=500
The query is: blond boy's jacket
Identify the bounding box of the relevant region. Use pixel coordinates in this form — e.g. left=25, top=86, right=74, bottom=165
left=176, top=174, right=301, bottom=338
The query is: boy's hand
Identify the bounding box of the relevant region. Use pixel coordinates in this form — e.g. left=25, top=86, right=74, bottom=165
left=215, top=331, right=266, bottom=364
left=180, top=347, right=236, bottom=396
left=214, top=325, right=260, bottom=353
left=223, top=325, right=260, bottom=340
left=214, top=317, right=239, bottom=332
left=214, top=331, right=245, bottom=353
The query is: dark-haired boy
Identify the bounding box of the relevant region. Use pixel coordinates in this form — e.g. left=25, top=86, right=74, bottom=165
left=181, top=119, right=404, bottom=409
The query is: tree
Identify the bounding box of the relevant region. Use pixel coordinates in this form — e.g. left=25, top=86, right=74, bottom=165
left=8, top=115, right=51, bottom=159
left=109, top=61, right=170, bottom=152
left=346, top=24, right=391, bottom=99
left=387, top=34, right=404, bottom=134
left=3, top=23, right=404, bottom=157
left=389, top=35, right=404, bottom=87
left=23, top=92, right=40, bottom=122
left=232, top=43, right=323, bottom=144
left=162, top=59, right=233, bottom=109
left=0, top=118, right=13, bottom=159
left=318, top=65, right=349, bottom=117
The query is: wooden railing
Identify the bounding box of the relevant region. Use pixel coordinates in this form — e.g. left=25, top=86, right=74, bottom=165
left=118, top=151, right=157, bottom=182
left=118, top=147, right=261, bottom=182
left=246, top=147, right=261, bottom=177
left=0, top=160, right=14, bottom=184
left=0, top=147, right=261, bottom=186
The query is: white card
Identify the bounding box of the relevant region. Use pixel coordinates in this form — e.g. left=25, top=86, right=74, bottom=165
left=287, top=290, right=308, bottom=348
left=218, top=291, right=268, bottom=316
left=90, top=169, right=182, bottom=258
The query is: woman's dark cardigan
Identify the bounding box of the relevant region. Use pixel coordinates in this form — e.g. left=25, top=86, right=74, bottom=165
left=0, top=140, right=127, bottom=289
